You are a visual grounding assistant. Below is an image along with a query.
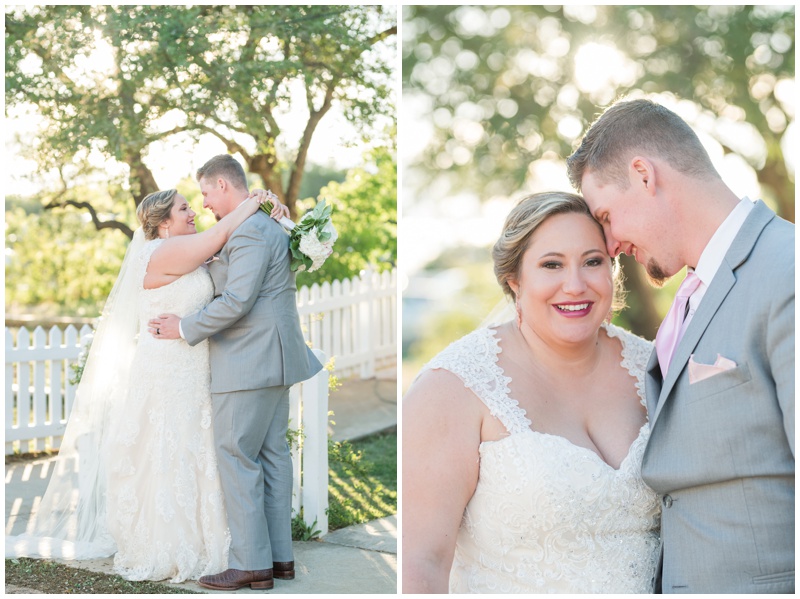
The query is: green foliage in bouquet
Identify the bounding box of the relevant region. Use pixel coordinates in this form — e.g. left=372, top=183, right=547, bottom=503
left=260, top=198, right=336, bottom=273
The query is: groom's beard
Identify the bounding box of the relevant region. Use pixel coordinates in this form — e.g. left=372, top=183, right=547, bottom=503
left=644, top=258, right=669, bottom=288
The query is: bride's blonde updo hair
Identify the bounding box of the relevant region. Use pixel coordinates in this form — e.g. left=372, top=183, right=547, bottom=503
left=492, top=191, right=626, bottom=312
left=137, top=189, right=178, bottom=240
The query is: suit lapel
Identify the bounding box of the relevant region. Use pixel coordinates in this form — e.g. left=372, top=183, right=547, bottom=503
left=649, top=200, right=776, bottom=427
left=644, top=348, right=662, bottom=418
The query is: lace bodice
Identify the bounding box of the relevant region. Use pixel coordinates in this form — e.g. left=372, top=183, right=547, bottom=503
left=422, top=323, right=661, bottom=593
left=137, top=239, right=214, bottom=328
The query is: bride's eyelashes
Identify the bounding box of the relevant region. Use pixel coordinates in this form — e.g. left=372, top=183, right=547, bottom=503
left=539, top=256, right=607, bottom=270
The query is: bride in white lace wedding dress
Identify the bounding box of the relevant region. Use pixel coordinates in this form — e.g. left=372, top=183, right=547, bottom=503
left=104, top=237, right=228, bottom=581
left=6, top=188, right=285, bottom=583
left=403, top=192, right=661, bottom=593
left=428, top=322, right=660, bottom=593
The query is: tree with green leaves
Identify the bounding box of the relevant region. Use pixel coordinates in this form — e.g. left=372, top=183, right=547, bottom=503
left=6, top=4, right=396, bottom=236
left=297, top=139, right=397, bottom=286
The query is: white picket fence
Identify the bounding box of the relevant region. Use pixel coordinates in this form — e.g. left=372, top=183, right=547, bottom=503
left=4, top=267, right=397, bottom=535
left=297, top=268, right=397, bottom=378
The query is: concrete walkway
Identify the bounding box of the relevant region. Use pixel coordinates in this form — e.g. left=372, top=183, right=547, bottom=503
left=6, top=374, right=398, bottom=594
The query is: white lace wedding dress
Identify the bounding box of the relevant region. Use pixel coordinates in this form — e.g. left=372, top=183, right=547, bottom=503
left=423, top=322, right=661, bottom=593
left=104, top=239, right=230, bottom=582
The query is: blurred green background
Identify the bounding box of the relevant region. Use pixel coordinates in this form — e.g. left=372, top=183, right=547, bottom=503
left=401, top=4, right=795, bottom=391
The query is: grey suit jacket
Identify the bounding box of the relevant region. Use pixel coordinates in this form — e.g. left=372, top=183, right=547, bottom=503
left=182, top=212, right=323, bottom=393
left=642, top=200, right=794, bottom=593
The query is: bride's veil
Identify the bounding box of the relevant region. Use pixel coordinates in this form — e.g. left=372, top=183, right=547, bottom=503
left=479, top=296, right=516, bottom=329
left=6, top=228, right=146, bottom=559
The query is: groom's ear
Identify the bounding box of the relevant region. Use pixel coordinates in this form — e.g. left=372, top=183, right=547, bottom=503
left=630, top=157, right=656, bottom=197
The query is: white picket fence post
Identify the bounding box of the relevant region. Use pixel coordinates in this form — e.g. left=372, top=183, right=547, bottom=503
left=300, top=349, right=330, bottom=536
left=5, top=328, right=16, bottom=455
left=287, top=348, right=329, bottom=536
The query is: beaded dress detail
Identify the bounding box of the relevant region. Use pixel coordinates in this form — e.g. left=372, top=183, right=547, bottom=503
left=105, top=239, right=230, bottom=582
left=423, top=322, right=661, bottom=593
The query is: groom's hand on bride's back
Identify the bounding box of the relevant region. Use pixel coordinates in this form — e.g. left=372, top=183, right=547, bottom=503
left=148, top=314, right=182, bottom=340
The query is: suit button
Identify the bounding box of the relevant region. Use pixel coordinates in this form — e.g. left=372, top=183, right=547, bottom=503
left=663, top=495, right=673, bottom=508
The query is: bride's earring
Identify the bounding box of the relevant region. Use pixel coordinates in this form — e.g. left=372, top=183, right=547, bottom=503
left=164, top=225, right=170, bottom=239
left=515, top=295, right=522, bottom=329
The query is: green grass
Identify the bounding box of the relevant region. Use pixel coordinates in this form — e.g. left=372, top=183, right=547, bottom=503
left=4, top=558, right=199, bottom=594
left=327, top=430, right=397, bottom=531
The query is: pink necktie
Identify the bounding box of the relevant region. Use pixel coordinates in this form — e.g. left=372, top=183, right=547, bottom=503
left=655, top=271, right=701, bottom=379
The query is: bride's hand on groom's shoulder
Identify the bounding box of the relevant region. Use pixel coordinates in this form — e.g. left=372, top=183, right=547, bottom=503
left=248, top=189, right=290, bottom=220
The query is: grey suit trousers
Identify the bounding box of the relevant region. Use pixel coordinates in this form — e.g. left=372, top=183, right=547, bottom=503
left=213, top=386, right=293, bottom=570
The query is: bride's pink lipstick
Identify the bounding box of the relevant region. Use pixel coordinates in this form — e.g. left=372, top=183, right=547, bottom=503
left=552, top=301, right=593, bottom=318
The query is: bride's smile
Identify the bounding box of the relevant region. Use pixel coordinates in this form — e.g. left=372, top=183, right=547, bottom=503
left=509, top=211, right=614, bottom=348
left=159, top=195, right=197, bottom=238
left=553, top=300, right=593, bottom=316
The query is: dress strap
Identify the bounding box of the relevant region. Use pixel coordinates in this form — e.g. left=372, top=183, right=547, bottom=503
left=604, top=322, right=654, bottom=408
left=137, top=239, right=164, bottom=287
left=421, top=328, right=532, bottom=435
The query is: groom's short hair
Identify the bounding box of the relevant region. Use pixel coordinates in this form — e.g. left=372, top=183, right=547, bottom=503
left=566, top=99, right=720, bottom=192
left=196, top=154, right=249, bottom=191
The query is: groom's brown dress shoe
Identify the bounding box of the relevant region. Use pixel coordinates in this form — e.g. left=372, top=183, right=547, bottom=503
left=273, top=561, right=295, bottom=580
left=198, top=568, right=274, bottom=590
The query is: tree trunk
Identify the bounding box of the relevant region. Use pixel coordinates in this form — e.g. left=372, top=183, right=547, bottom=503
left=126, top=150, right=160, bottom=207
left=285, top=83, right=337, bottom=215
left=757, top=157, right=795, bottom=223
left=248, top=153, right=296, bottom=217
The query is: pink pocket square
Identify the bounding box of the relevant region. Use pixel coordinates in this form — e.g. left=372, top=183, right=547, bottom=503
left=688, top=354, right=737, bottom=384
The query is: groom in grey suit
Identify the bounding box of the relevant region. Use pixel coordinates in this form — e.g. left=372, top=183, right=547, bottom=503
left=151, top=154, right=322, bottom=590
left=567, top=99, right=794, bottom=593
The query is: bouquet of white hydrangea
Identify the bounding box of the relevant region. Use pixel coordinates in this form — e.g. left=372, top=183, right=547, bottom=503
left=260, top=191, right=338, bottom=272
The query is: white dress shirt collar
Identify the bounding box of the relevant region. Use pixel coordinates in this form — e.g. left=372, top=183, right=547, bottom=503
left=683, top=197, right=755, bottom=326
left=691, top=197, right=755, bottom=287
